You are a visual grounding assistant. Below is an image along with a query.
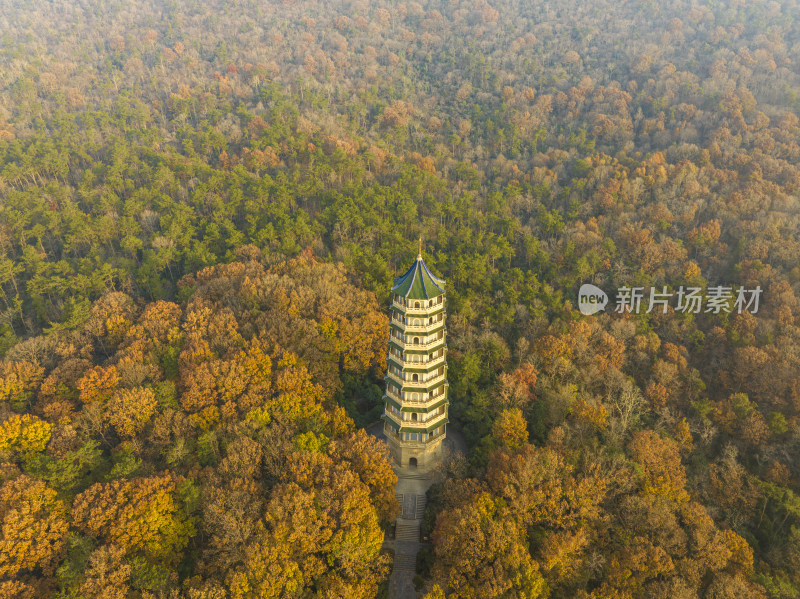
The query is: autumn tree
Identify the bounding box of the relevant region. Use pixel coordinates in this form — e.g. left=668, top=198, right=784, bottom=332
left=72, top=474, right=194, bottom=564
left=0, top=474, right=68, bottom=580
left=430, top=492, right=546, bottom=598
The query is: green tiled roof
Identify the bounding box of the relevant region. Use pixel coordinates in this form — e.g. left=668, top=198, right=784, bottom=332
left=392, top=254, right=445, bottom=299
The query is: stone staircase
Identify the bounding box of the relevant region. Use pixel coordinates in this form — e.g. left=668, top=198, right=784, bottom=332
left=395, top=520, right=420, bottom=541
left=388, top=475, right=435, bottom=597
left=395, top=494, right=428, bottom=521
left=398, top=471, right=432, bottom=481
left=393, top=552, right=417, bottom=572
left=415, top=494, right=427, bottom=519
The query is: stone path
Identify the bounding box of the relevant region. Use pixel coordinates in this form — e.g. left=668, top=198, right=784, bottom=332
left=387, top=469, right=432, bottom=599
left=366, top=422, right=467, bottom=598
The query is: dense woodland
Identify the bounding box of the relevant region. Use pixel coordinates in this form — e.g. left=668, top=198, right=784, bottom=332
left=1, top=0, right=800, bottom=597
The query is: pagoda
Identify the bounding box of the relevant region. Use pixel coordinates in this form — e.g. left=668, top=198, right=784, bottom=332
left=382, top=245, right=448, bottom=468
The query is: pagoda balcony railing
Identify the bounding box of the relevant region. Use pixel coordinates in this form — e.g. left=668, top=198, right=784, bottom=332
left=385, top=388, right=447, bottom=406
left=384, top=408, right=447, bottom=427
left=386, top=370, right=447, bottom=388
left=390, top=314, right=445, bottom=330
left=384, top=388, right=405, bottom=404
left=386, top=353, right=446, bottom=370
left=420, top=409, right=448, bottom=425
left=383, top=410, right=404, bottom=428
left=423, top=372, right=447, bottom=386
left=415, top=408, right=447, bottom=425
left=392, top=299, right=445, bottom=313
left=402, top=320, right=445, bottom=334
left=386, top=371, right=403, bottom=388
left=383, top=422, right=446, bottom=446
left=389, top=335, right=445, bottom=348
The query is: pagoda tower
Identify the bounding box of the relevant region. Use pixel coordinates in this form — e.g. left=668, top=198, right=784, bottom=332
left=382, top=247, right=448, bottom=468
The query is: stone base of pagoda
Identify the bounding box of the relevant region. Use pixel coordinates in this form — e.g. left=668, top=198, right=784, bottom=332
left=385, top=429, right=446, bottom=469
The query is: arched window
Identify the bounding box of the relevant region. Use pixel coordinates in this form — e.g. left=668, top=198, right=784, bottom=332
left=411, top=413, right=418, bottom=421
left=415, top=301, right=420, bottom=308
left=412, top=373, right=419, bottom=382
left=414, top=337, right=419, bottom=344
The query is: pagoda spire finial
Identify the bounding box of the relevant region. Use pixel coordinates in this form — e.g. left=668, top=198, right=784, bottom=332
left=418, top=236, right=422, bottom=259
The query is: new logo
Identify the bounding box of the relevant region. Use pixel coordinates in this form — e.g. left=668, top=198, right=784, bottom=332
left=578, top=284, right=609, bottom=315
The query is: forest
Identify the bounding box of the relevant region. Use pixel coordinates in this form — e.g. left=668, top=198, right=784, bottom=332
left=1, top=0, right=800, bottom=597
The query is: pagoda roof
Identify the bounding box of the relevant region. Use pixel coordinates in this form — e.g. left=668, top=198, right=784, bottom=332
left=392, top=254, right=445, bottom=299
